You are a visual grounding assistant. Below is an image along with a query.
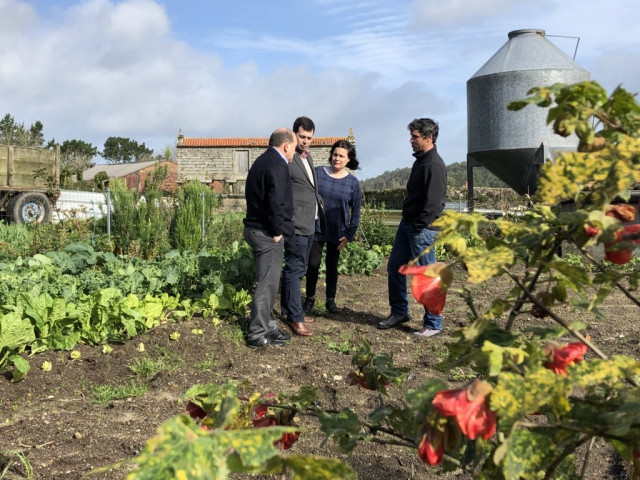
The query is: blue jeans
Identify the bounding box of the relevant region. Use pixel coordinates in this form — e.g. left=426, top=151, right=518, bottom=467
left=387, top=220, right=442, bottom=330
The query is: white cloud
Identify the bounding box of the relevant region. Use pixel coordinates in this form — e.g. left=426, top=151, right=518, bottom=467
left=410, top=0, right=524, bottom=26
left=1, top=0, right=638, bottom=180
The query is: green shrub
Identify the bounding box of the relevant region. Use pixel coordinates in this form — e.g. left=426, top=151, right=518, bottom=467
left=172, top=181, right=219, bottom=252
left=359, top=203, right=395, bottom=248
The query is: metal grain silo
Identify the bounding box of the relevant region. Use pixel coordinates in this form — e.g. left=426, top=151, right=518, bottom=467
left=467, top=29, right=590, bottom=199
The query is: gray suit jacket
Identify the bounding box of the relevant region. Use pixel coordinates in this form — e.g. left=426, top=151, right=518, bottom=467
left=290, top=152, right=323, bottom=235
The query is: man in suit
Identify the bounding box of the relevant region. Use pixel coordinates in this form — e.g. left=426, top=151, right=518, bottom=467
left=243, top=128, right=297, bottom=348
left=280, top=116, right=323, bottom=336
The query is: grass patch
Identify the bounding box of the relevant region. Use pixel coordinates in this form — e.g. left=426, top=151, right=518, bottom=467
left=128, top=357, right=171, bottom=380
left=90, top=382, right=147, bottom=405
left=219, top=324, right=245, bottom=347
left=127, top=346, right=185, bottom=379
left=0, top=450, right=33, bottom=480
left=194, top=356, right=219, bottom=372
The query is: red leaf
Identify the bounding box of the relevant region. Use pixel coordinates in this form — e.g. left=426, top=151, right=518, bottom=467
left=401, top=262, right=452, bottom=315
left=417, top=426, right=444, bottom=466
left=279, top=431, right=300, bottom=450
left=605, top=204, right=636, bottom=222
left=432, top=380, right=496, bottom=440
left=544, top=341, right=588, bottom=376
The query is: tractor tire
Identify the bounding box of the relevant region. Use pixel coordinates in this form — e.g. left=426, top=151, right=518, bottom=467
left=7, top=192, right=53, bottom=224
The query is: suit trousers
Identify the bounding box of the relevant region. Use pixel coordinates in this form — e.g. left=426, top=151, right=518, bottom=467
left=244, top=227, right=284, bottom=341
left=280, top=234, right=313, bottom=323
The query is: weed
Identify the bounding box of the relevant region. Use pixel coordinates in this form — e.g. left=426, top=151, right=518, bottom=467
left=128, top=357, right=172, bottom=380
left=194, top=357, right=219, bottom=372
left=90, top=382, right=147, bottom=405
left=219, top=324, right=245, bottom=347
left=0, top=451, right=33, bottom=480
left=448, top=367, right=477, bottom=382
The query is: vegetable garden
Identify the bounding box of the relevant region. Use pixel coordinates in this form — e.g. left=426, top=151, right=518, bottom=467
left=1, top=80, right=640, bottom=479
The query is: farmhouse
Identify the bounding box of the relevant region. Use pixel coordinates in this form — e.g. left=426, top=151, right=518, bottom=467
left=83, top=160, right=178, bottom=193
left=176, top=129, right=355, bottom=194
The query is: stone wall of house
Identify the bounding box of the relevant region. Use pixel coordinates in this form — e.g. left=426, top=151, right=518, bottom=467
left=177, top=146, right=335, bottom=185
left=177, top=147, right=265, bottom=183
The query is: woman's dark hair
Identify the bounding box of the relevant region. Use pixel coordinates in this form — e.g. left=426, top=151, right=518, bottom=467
left=329, top=139, right=359, bottom=170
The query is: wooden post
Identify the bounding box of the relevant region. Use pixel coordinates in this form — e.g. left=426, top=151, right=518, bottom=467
left=7, top=144, right=14, bottom=187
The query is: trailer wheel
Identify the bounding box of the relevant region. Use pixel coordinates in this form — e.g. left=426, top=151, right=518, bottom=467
left=7, top=192, right=53, bottom=224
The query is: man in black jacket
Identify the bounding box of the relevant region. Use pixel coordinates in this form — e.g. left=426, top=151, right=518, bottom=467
left=243, top=128, right=297, bottom=348
left=378, top=118, right=447, bottom=337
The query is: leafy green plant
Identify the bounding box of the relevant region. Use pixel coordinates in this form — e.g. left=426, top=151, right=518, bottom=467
left=337, top=242, right=383, bottom=275
left=327, top=340, right=353, bottom=355
left=107, top=380, right=356, bottom=480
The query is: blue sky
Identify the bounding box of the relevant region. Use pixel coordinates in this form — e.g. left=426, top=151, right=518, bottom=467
left=1, top=0, right=639, bottom=179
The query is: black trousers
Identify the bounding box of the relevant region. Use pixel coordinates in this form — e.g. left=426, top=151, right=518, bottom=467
left=305, top=240, right=340, bottom=301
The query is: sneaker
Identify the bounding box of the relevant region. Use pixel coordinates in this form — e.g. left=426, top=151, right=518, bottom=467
left=302, top=297, right=315, bottom=314
left=378, top=313, right=411, bottom=330
left=413, top=328, right=441, bottom=337
left=326, top=298, right=339, bottom=314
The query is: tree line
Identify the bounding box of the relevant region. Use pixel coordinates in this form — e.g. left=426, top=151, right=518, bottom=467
left=0, top=113, right=173, bottom=187
left=360, top=161, right=508, bottom=191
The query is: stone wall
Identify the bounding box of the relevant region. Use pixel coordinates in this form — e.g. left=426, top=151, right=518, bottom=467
left=178, top=146, right=335, bottom=191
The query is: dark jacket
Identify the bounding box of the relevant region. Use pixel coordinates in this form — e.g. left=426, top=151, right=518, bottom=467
left=402, top=147, right=447, bottom=231
left=290, top=152, right=323, bottom=236
left=243, top=147, right=294, bottom=237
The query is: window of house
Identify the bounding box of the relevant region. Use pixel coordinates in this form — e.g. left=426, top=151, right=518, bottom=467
left=235, top=150, right=249, bottom=174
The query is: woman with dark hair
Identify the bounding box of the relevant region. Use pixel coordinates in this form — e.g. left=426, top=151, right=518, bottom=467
left=303, top=139, right=361, bottom=314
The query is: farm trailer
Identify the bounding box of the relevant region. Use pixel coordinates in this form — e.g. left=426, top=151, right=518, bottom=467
left=0, top=144, right=61, bottom=224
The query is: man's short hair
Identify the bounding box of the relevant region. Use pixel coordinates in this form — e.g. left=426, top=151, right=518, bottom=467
left=293, top=116, right=315, bottom=134
left=408, top=118, right=439, bottom=144
left=269, top=128, right=295, bottom=147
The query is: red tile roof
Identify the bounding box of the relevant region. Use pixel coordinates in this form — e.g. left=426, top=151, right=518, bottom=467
left=179, top=137, right=347, bottom=148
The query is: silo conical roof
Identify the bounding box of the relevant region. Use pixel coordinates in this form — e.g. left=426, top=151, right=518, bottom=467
left=471, top=29, right=588, bottom=78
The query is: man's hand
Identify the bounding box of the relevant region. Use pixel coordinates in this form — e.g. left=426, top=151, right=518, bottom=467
left=273, top=235, right=283, bottom=243
left=337, top=236, right=349, bottom=251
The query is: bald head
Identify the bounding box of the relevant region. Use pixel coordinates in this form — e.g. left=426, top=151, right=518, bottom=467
left=269, top=127, right=297, bottom=162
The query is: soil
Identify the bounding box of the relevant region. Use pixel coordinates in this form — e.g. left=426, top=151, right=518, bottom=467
left=1, top=260, right=638, bottom=480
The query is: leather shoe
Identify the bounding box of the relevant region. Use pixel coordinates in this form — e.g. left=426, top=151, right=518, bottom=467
left=304, top=316, right=314, bottom=324
left=287, top=321, right=313, bottom=336
left=246, top=335, right=287, bottom=348
left=268, top=329, right=291, bottom=342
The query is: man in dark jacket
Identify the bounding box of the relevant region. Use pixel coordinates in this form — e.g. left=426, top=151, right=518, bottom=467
left=280, top=116, right=323, bottom=336
left=243, top=128, right=297, bottom=348
left=378, top=118, right=447, bottom=337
